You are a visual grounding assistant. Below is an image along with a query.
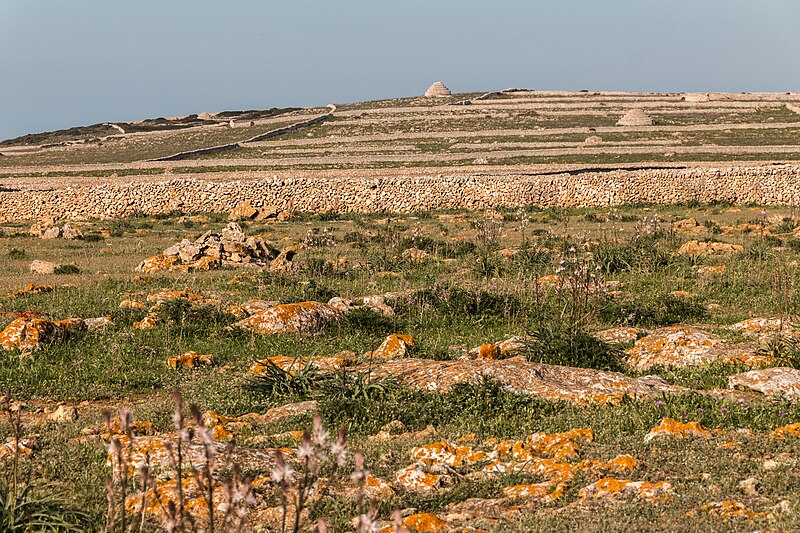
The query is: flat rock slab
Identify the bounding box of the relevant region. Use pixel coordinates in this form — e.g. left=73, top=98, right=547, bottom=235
left=366, top=357, right=686, bottom=405
left=729, top=367, right=800, bottom=400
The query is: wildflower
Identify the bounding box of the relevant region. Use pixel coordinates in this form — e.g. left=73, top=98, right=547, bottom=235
left=721, top=407, right=729, bottom=415
left=779, top=408, right=787, bottom=417
left=655, top=400, right=665, bottom=408
left=351, top=451, right=369, bottom=483
left=312, top=414, right=329, bottom=447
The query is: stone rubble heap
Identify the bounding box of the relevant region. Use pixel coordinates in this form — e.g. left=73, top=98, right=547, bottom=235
left=136, top=222, right=276, bottom=273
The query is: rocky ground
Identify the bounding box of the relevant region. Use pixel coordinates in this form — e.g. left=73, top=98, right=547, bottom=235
left=1, top=204, right=800, bottom=531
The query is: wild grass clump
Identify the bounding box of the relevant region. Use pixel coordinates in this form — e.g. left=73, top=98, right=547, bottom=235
left=1, top=395, right=91, bottom=532
left=245, top=359, right=396, bottom=402
left=400, top=284, right=521, bottom=319
left=598, top=294, right=708, bottom=327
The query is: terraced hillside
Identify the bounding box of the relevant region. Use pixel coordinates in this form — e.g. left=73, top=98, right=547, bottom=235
left=3, top=89, right=800, bottom=179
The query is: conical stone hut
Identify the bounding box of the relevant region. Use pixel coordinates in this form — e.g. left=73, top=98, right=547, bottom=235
left=424, top=81, right=452, bottom=97
left=616, top=109, right=654, bottom=126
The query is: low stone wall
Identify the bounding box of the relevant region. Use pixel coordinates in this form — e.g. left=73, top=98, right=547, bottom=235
left=2, top=165, right=799, bottom=222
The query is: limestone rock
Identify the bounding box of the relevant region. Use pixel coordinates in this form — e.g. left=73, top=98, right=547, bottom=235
left=29, top=260, right=58, bottom=274
left=48, top=405, right=78, bottom=423
left=234, top=301, right=343, bottom=335
left=363, top=356, right=685, bottom=405
left=228, top=202, right=259, bottom=221
left=0, top=317, right=87, bottom=353
left=644, top=418, right=712, bottom=442
left=677, top=240, right=743, bottom=257
left=624, top=326, right=769, bottom=371
left=728, top=367, right=800, bottom=400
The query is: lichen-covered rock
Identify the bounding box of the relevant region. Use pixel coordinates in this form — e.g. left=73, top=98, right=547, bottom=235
left=249, top=355, right=349, bottom=375
left=365, top=357, right=685, bottom=405
left=728, top=367, right=800, bottom=400
left=770, top=422, right=800, bottom=439
left=696, top=265, right=726, bottom=275
left=624, top=326, right=770, bottom=371
left=370, top=334, right=415, bottom=360
left=688, top=500, right=766, bottom=520
left=227, top=299, right=279, bottom=319
left=5, top=284, right=53, bottom=299
left=577, top=478, right=675, bottom=506
left=672, top=218, right=703, bottom=234
left=234, top=301, right=342, bottom=334
left=464, top=336, right=527, bottom=360
left=644, top=418, right=712, bottom=443
left=0, top=317, right=86, bottom=352
left=29, top=260, right=58, bottom=274
left=167, top=351, right=214, bottom=369
left=677, top=240, right=743, bottom=257
left=727, top=316, right=796, bottom=341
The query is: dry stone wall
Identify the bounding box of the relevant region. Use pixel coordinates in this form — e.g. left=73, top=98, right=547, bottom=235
left=2, top=165, right=800, bottom=222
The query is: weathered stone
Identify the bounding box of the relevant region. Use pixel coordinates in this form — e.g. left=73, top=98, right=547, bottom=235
left=365, top=357, right=685, bottom=405
left=729, top=367, right=800, bottom=400
left=234, top=302, right=343, bottom=335
left=29, top=260, right=58, bottom=274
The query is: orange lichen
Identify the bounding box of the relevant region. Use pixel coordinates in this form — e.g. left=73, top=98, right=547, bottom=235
left=119, top=299, right=145, bottom=310
left=234, top=301, right=342, bottom=335
left=578, top=477, right=675, bottom=505
left=0, top=317, right=86, bottom=352
left=402, top=513, right=449, bottom=532
left=133, top=313, right=159, bottom=330
left=395, top=465, right=448, bottom=492
left=249, top=355, right=348, bottom=376
left=167, top=351, right=214, bottom=369
left=227, top=299, right=278, bottom=319
left=371, top=334, right=416, bottom=360
left=689, top=500, right=766, bottom=520
left=770, top=422, right=800, bottom=439
left=696, top=265, right=726, bottom=275
left=5, top=284, right=53, bottom=299
left=677, top=240, right=743, bottom=257
left=644, top=418, right=712, bottom=442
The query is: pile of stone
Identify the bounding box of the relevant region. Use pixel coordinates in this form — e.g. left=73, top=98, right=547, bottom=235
left=30, top=220, right=83, bottom=240
left=136, top=222, right=276, bottom=273
left=424, top=81, right=452, bottom=97
left=616, top=109, right=654, bottom=127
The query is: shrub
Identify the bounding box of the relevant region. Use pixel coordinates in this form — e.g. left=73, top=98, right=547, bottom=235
left=7, top=248, right=25, bottom=259
left=524, top=323, right=624, bottom=372
left=53, top=264, right=80, bottom=275
left=82, top=233, right=104, bottom=242
left=400, top=284, right=520, bottom=318
left=339, top=308, right=396, bottom=336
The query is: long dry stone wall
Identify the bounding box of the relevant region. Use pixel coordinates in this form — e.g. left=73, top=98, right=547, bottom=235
left=2, top=165, right=800, bottom=222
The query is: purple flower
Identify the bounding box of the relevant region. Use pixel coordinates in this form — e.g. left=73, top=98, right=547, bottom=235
left=721, top=407, right=729, bottom=415
left=696, top=408, right=704, bottom=414
left=655, top=401, right=665, bottom=408
left=779, top=408, right=787, bottom=417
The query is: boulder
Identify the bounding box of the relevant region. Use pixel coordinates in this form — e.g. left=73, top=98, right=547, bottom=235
left=234, top=301, right=343, bottom=335
left=29, top=260, right=58, bottom=274
left=729, top=368, right=800, bottom=400
left=363, top=357, right=686, bottom=405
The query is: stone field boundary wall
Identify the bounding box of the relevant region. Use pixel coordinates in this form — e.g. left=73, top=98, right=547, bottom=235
left=1, top=165, right=799, bottom=222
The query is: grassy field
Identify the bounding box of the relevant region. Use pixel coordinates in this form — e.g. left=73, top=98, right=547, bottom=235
left=1, top=204, right=800, bottom=531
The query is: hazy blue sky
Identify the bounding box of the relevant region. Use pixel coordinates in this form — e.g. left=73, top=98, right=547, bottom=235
left=2, top=0, right=799, bottom=140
